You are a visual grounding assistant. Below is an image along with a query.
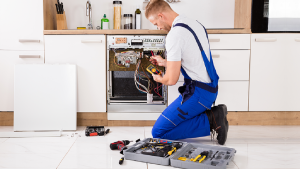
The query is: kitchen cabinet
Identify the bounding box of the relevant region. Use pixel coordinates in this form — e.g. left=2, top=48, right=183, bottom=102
left=212, top=50, right=250, bottom=81
left=168, top=82, right=183, bottom=106
left=215, top=81, right=249, bottom=111
left=208, top=34, right=250, bottom=50
left=0, top=0, right=44, bottom=50
left=249, top=34, right=300, bottom=111
left=211, top=34, right=250, bottom=111
left=168, top=34, right=251, bottom=111
left=0, top=51, right=45, bottom=111
left=44, top=35, right=106, bottom=112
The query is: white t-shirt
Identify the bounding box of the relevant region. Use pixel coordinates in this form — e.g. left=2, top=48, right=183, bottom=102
left=166, top=15, right=211, bottom=83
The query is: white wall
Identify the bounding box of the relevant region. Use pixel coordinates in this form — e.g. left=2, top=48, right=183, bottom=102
left=61, top=0, right=235, bottom=30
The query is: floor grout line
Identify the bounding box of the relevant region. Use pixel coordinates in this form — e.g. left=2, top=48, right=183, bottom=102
left=2, top=138, right=9, bottom=143
left=56, top=134, right=79, bottom=169
left=233, top=161, right=239, bottom=169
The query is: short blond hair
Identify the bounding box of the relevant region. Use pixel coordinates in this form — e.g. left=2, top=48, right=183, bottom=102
left=145, top=0, right=173, bottom=19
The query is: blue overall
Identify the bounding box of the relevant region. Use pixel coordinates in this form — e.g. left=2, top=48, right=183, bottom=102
left=152, top=22, right=219, bottom=140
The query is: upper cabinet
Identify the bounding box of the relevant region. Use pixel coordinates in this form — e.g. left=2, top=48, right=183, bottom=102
left=0, top=0, right=44, bottom=50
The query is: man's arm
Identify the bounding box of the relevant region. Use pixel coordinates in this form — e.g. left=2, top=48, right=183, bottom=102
left=153, top=60, right=181, bottom=86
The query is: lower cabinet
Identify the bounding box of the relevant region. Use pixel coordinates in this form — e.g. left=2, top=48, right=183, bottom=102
left=215, top=81, right=249, bottom=111
left=167, top=82, right=183, bottom=106
left=44, top=35, right=106, bottom=112
left=0, top=50, right=44, bottom=111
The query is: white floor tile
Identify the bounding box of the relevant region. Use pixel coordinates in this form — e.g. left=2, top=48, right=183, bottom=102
left=58, top=152, right=147, bottom=169
left=0, top=154, right=65, bottom=168
left=0, top=142, right=73, bottom=154
left=0, top=138, right=8, bottom=144
left=247, top=153, right=287, bottom=169
left=226, top=126, right=287, bottom=144
left=0, top=126, right=298, bottom=169
left=148, top=163, right=177, bottom=169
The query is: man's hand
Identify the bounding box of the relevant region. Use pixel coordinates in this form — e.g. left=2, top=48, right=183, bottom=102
left=149, top=55, right=167, bottom=67
left=152, top=73, right=163, bottom=83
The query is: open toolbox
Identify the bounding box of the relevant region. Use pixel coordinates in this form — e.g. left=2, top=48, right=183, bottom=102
left=124, top=138, right=236, bottom=169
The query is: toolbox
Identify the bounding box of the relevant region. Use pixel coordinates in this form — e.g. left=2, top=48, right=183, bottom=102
left=124, top=138, right=236, bottom=169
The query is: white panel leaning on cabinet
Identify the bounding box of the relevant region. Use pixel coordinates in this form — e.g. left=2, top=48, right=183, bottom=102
left=14, top=64, right=77, bottom=131
left=0, top=0, right=44, bottom=50
left=249, top=34, right=300, bottom=111
left=44, top=35, right=106, bottom=112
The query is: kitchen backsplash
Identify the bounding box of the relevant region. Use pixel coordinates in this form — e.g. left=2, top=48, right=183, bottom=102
left=61, top=0, right=235, bottom=30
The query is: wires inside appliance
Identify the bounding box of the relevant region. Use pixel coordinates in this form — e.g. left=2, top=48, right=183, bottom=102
left=112, top=48, right=163, bottom=97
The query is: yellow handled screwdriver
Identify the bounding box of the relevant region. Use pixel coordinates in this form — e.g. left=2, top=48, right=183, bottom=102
left=178, top=157, right=188, bottom=161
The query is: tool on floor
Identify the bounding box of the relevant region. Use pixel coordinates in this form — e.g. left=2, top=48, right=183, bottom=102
left=85, top=126, right=109, bottom=136
left=178, top=157, right=189, bottom=161
left=160, top=140, right=172, bottom=144
left=198, top=151, right=209, bottom=163
left=119, top=157, right=124, bottom=165
left=166, top=142, right=183, bottom=157
left=192, top=151, right=208, bottom=162
left=110, top=140, right=132, bottom=154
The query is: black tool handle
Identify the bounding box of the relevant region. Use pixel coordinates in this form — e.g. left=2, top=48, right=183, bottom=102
left=119, top=157, right=124, bottom=165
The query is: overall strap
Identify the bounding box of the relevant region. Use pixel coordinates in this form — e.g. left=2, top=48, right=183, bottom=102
left=173, top=23, right=219, bottom=88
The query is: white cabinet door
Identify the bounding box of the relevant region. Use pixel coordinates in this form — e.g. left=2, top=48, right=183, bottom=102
left=285, top=34, right=300, bottom=110
left=45, top=35, right=106, bottom=112
left=0, top=0, right=44, bottom=50
left=249, top=34, right=300, bottom=111
left=0, top=51, right=45, bottom=111
left=212, top=50, right=250, bottom=81
left=215, top=81, right=249, bottom=111
left=167, top=82, right=183, bottom=106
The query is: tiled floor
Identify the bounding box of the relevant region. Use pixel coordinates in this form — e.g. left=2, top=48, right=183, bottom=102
left=0, top=126, right=296, bottom=169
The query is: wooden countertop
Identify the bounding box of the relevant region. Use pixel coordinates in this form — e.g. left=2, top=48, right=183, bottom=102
left=43, top=29, right=252, bottom=35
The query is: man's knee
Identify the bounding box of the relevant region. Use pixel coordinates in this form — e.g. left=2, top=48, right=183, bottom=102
left=151, top=125, right=161, bottom=138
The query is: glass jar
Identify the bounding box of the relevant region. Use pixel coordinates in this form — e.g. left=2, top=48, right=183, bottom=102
left=113, top=1, right=122, bottom=29
left=123, top=14, right=133, bottom=29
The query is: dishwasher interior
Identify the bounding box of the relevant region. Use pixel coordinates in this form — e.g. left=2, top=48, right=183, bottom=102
left=107, top=35, right=168, bottom=113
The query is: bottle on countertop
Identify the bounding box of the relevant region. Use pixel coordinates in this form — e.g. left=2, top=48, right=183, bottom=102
left=113, top=1, right=122, bottom=29
left=135, top=5, right=141, bottom=29
left=101, top=14, right=109, bottom=30
left=123, top=14, right=133, bottom=29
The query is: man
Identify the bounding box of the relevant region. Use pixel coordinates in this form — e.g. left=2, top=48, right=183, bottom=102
left=146, top=0, right=229, bottom=145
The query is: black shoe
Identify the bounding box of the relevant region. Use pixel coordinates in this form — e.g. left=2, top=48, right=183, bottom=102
left=218, top=104, right=229, bottom=132
left=205, top=105, right=228, bottom=145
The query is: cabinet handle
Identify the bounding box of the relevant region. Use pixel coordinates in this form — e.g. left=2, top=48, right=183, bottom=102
left=255, top=38, right=277, bottom=42
left=19, top=39, right=40, bottom=43
left=212, top=54, right=220, bottom=58
left=81, top=40, right=102, bottom=43
left=209, top=39, right=220, bottom=42
left=19, top=55, right=40, bottom=58
left=295, top=38, right=300, bottom=42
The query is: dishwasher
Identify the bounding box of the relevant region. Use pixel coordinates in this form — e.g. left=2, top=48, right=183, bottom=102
left=107, top=35, right=168, bottom=120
